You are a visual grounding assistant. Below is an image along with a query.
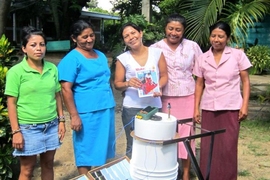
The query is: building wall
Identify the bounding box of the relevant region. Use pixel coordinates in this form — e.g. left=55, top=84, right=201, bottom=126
left=246, top=15, right=270, bottom=47
left=88, top=18, right=101, bottom=43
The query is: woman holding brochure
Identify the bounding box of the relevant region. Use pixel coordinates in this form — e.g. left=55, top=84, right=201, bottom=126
left=114, top=22, right=168, bottom=158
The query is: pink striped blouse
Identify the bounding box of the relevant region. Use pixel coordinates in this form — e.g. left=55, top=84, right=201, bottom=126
left=151, top=39, right=202, bottom=96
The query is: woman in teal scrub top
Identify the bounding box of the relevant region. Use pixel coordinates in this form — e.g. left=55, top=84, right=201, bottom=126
left=58, top=20, right=116, bottom=175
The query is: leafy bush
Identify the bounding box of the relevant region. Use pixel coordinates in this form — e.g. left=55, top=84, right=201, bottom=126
left=0, top=34, right=19, bottom=179
left=246, top=45, right=270, bottom=75
left=0, top=35, right=19, bottom=68
left=0, top=66, right=16, bottom=180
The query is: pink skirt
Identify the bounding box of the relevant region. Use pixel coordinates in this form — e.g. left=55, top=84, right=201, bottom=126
left=161, top=95, right=195, bottom=159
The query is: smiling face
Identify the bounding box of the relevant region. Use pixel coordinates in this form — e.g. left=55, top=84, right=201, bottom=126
left=122, top=26, right=143, bottom=49
left=165, top=21, right=185, bottom=45
left=72, top=27, right=95, bottom=51
left=22, top=35, right=46, bottom=61
left=210, top=28, right=230, bottom=52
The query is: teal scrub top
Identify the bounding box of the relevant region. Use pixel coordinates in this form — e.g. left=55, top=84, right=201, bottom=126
left=57, top=49, right=115, bottom=113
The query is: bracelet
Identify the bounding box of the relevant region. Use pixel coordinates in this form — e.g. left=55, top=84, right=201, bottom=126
left=58, top=115, right=65, bottom=122
left=12, top=129, right=21, bottom=135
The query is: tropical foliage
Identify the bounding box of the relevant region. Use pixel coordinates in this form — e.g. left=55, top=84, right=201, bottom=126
left=0, top=34, right=17, bottom=180
left=160, top=0, right=226, bottom=47
left=0, top=35, right=18, bottom=68
left=87, top=0, right=98, bottom=8
left=0, top=0, right=89, bottom=39
left=246, top=45, right=270, bottom=75
left=113, top=0, right=161, bottom=19
left=0, top=95, right=14, bottom=180
left=158, top=0, right=270, bottom=48
left=221, top=0, right=270, bottom=48
left=42, top=0, right=89, bottom=40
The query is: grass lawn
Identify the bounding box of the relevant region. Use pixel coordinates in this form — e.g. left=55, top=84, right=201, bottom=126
left=238, top=116, right=270, bottom=180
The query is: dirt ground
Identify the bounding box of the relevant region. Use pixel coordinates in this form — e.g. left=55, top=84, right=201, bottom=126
left=27, top=52, right=270, bottom=180
left=32, top=89, right=126, bottom=179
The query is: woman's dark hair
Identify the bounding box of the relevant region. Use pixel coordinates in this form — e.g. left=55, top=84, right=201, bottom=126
left=119, top=22, right=142, bottom=40
left=70, top=20, right=95, bottom=39
left=21, top=26, right=46, bottom=47
left=209, top=21, right=231, bottom=37
left=165, top=13, right=187, bottom=29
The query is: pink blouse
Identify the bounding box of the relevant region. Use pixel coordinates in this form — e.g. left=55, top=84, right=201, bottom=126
left=193, top=46, right=252, bottom=111
left=151, top=39, right=202, bottom=96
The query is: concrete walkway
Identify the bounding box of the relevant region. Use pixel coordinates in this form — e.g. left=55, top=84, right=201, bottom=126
left=249, top=74, right=270, bottom=120
left=250, top=74, right=270, bottom=95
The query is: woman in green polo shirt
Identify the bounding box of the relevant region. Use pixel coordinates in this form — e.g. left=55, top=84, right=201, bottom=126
left=5, top=26, right=66, bottom=179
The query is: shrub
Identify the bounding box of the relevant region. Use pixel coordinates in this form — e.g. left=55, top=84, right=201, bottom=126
left=0, top=35, right=19, bottom=68
left=0, top=66, right=16, bottom=180
left=246, top=45, right=270, bottom=75
left=0, top=34, right=19, bottom=179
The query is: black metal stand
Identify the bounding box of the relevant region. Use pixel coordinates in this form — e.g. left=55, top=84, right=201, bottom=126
left=163, top=118, right=226, bottom=180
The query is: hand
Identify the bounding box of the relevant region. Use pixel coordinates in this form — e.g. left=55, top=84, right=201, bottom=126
left=71, top=114, right=82, bottom=131
left=58, top=122, right=66, bottom=142
left=238, top=107, right=248, bottom=121
left=193, top=109, right=201, bottom=124
left=153, top=87, right=162, bottom=97
left=12, top=132, right=24, bottom=150
left=153, top=90, right=162, bottom=97
left=128, top=78, right=142, bottom=88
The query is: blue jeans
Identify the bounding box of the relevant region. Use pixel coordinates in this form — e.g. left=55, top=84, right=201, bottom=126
left=121, top=107, right=142, bottom=158
left=14, top=118, right=60, bottom=156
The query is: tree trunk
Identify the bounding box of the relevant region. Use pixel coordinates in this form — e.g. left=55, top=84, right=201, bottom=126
left=61, top=0, right=70, bottom=39
left=142, top=0, right=151, bottom=22
left=49, top=0, right=61, bottom=40
left=0, top=0, right=12, bottom=36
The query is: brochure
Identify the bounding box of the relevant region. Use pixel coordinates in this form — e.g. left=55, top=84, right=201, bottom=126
left=136, top=68, right=160, bottom=97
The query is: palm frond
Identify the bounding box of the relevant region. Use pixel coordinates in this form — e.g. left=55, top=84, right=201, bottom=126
left=179, top=0, right=226, bottom=46
left=221, top=0, right=270, bottom=47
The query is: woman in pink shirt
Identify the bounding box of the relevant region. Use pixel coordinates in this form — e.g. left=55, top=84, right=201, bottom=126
left=151, top=13, right=202, bottom=180
left=193, top=21, right=252, bottom=180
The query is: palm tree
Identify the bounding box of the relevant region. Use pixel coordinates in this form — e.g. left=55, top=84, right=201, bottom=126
left=164, top=0, right=270, bottom=48
left=221, top=0, right=270, bottom=48
left=177, top=0, right=226, bottom=47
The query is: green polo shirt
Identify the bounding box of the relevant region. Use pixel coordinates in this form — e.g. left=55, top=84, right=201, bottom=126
left=5, top=57, right=61, bottom=124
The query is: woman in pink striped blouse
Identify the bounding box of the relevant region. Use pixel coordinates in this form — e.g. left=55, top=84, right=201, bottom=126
left=151, top=13, right=202, bottom=180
